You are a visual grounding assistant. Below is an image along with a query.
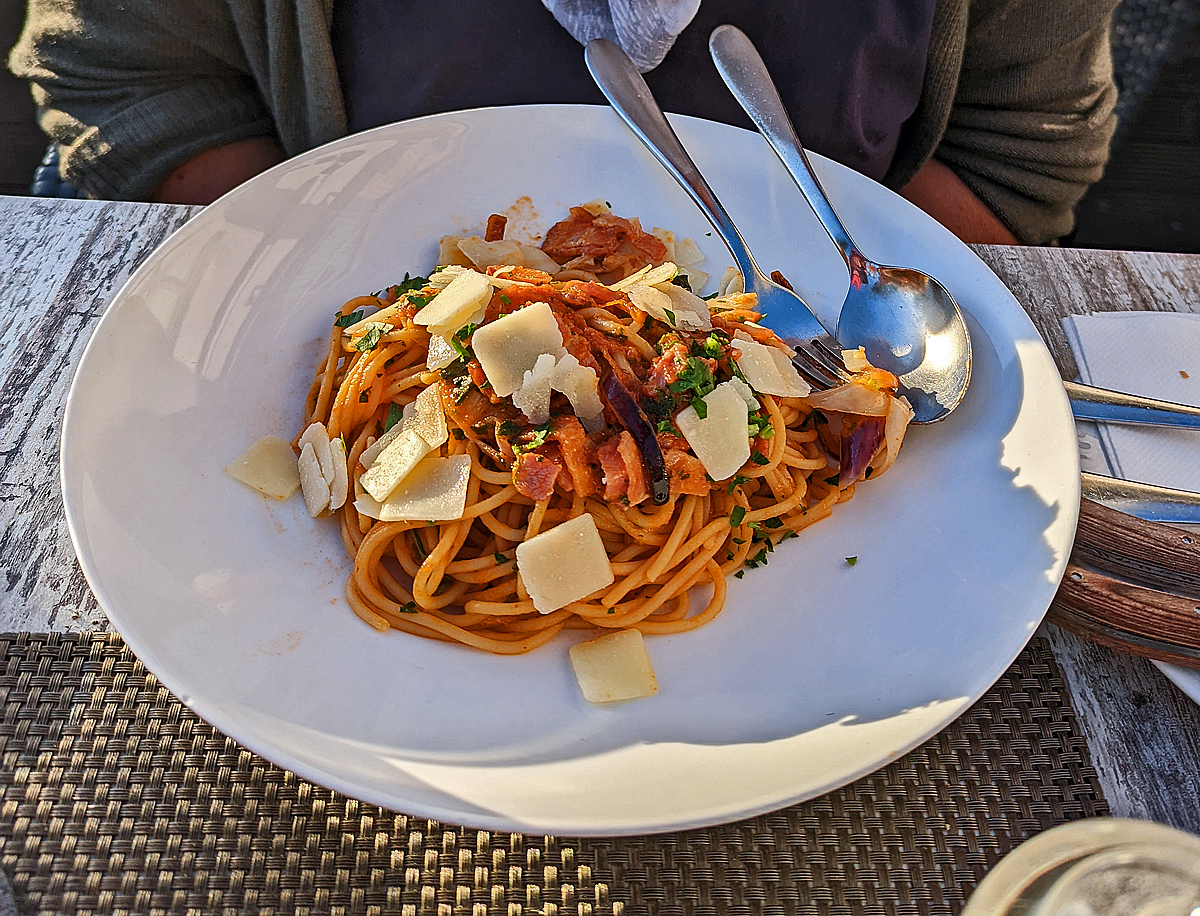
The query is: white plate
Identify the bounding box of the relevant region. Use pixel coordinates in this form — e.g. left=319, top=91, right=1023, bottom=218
left=61, top=105, right=1080, bottom=836
left=1159, top=663, right=1200, bottom=705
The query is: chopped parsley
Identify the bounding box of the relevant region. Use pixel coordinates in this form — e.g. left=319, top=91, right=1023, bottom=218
left=353, top=323, right=387, bottom=352
left=334, top=309, right=364, bottom=328
left=730, top=506, right=747, bottom=528
left=662, top=307, right=676, bottom=327
left=497, top=419, right=521, bottom=440
left=409, top=531, right=429, bottom=563
left=513, top=421, right=552, bottom=453
left=655, top=418, right=682, bottom=437
left=750, top=450, right=770, bottom=466
left=383, top=402, right=404, bottom=432
left=440, top=357, right=468, bottom=381
left=669, top=356, right=716, bottom=396
left=494, top=552, right=509, bottom=565
left=845, top=556, right=858, bottom=567
left=392, top=272, right=429, bottom=297
left=748, top=411, right=774, bottom=439
left=358, top=391, right=370, bottom=403
left=823, top=474, right=840, bottom=486
left=745, top=544, right=773, bottom=569
left=448, top=325, right=475, bottom=362
left=397, top=602, right=418, bottom=614
left=700, top=333, right=724, bottom=359
left=670, top=274, right=692, bottom=291
left=727, top=474, right=749, bottom=494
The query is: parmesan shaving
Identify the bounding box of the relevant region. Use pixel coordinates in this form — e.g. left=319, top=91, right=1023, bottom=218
left=516, top=514, right=614, bottom=614
left=718, top=266, right=745, bottom=297
left=355, top=453, right=471, bottom=522
left=655, top=281, right=712, bottom=330
left=569, top=629, right=659, bottom=703
left=413, top=268, right=492, bottom=336
left=457, top=237, right=525, bottom=270
left=674, top=381, right=751, bottom=481
left=731, top=332, right=809, bottom=397
left=471, top=301, right=567, bottom=397
left=298, top=442, right=331, bottom=517
left=225, top=435, right=301, bottom=500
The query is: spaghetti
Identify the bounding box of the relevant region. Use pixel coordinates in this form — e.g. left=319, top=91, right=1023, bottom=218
left=297, top=204, right=912, bottom=655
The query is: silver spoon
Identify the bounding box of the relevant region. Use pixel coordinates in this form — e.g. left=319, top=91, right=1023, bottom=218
left=709, top=24, right=972, bottom=423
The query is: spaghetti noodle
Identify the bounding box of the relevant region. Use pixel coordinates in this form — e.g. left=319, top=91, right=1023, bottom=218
left=297, top=204, right=912, bottom=655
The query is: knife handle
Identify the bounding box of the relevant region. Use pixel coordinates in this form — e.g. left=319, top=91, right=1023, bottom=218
left=1066, top=379, right=1200, bottom=429
left=1073, top=496, right=1200, bottom=597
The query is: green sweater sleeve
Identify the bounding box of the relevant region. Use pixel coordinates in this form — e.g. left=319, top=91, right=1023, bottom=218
left=7, top=0, right=344, bottom=201
left=937, top=0, right=1121, bottom=244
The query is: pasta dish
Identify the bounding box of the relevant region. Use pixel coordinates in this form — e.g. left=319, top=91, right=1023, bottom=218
left=283, top=203, right=912, bottom=656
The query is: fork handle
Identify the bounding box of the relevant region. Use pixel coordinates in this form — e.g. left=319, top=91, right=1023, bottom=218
left=1066, top=380, right=1200, bottom=429
left=584, top=39, right=766, bottom=289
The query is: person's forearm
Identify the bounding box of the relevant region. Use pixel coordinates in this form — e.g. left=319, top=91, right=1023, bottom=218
left=151, top=136, right=286, bottom=204
left=899, top=158, right=1021, bottom=245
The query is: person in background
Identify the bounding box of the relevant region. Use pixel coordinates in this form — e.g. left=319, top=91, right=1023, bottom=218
left=7, top=0, right=1120, bottom=246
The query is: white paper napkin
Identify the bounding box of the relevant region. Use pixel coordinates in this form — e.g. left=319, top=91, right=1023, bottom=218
left=1063, top=311, right=1200, bottom=492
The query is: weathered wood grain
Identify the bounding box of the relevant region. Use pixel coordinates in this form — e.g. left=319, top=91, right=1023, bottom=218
left=0, top=197, right=201, bottom=632
left=976, top=243, right=1200, bottom=833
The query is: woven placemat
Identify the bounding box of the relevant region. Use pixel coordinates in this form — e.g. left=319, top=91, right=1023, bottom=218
left=0, top=633, right=1106, bottom=916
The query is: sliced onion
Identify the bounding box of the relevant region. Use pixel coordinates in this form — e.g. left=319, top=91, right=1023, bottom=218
left=803, top=382, right=890, bottom=416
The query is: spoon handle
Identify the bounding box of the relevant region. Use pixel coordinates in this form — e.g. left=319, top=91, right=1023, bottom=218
left=583, top=38, right=766, bottom=290
left=708, top=25, right=861, bottom=267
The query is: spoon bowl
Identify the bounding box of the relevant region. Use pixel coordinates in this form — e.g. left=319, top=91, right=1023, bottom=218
left=837, top=259, right=971, bottom=422
left=709, top=24, right=972, bottom=423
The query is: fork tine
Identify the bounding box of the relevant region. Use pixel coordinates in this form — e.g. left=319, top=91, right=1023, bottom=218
left=811, top=337, right=850, bottom=372
left=791, top=344, right=843, bottom=390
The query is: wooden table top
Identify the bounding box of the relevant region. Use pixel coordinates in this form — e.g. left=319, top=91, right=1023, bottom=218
left=1, top=194, right=1197, bottom=836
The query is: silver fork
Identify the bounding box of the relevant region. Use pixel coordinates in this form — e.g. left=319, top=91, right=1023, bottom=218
left=584, top=38, right=848, bottom=391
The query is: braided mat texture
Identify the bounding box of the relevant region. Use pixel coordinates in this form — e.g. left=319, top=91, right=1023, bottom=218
left=0, top=633, right=1106, bottom=916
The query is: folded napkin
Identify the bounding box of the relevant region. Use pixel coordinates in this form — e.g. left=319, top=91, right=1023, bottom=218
left=1064, top=311, right=1200, bottom=493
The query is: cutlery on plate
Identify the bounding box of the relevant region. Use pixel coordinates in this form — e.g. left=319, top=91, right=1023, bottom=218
left=584, top=37, right=851, bottom=394
left=1065, top=379, right=1200, bottom=430
left=707, top=24, right=971, bottom=425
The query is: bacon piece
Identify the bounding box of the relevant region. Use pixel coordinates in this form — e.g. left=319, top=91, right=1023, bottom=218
left=549, top=416, right=598, bottom=498
left=647, top=340, right=690, bottom=394
left=541, top=207, right=667, bottom=265
left=558, top=280, right=628, bottom=306
left=663, top=448, right=709, bottom=496
left=597, top=431, right=649, bottom=505
left=488, top=265, right=554, bottom=284
left=512, top=451, right=559, bottom=501
left=485, top=214, right=508, bottom=242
